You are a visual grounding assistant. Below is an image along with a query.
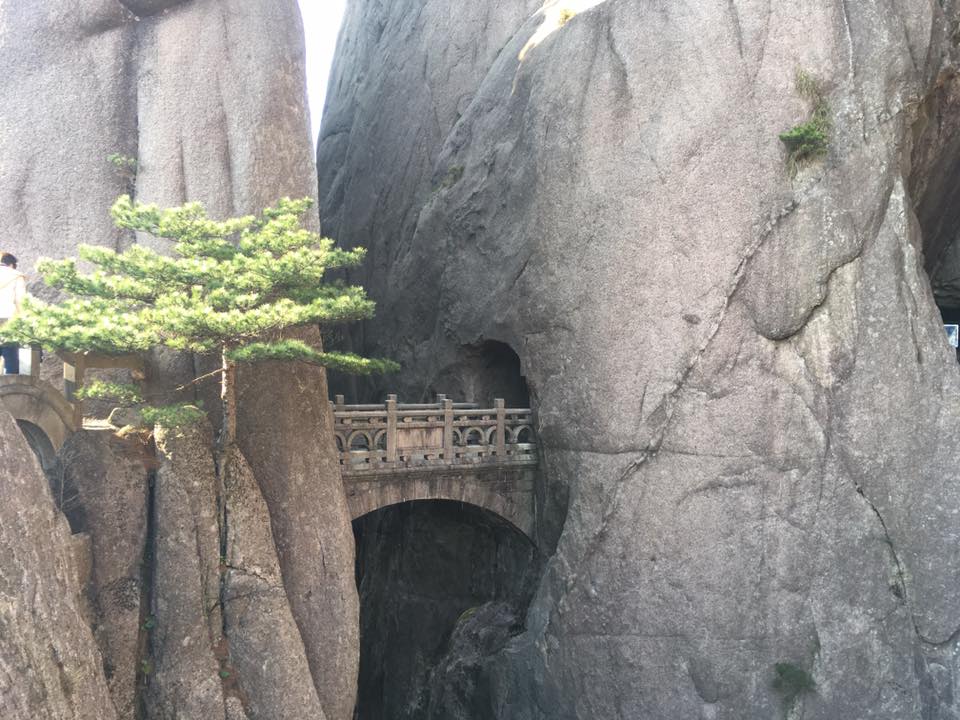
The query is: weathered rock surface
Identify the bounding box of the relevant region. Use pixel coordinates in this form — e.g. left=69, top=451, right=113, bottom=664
left=150, top=421, right=331, bottom=720
left=425, top=601, right=524, bottom=720
left=59, top=430, right=150, bottom=720
left=318, top=0, right=542, bottom=386
left=149, top=422, right=227, bottom=720
left=133, top=2, right=360, bottom=714
left=0, top=410, right=116, bottom=720
left=320, top=0, right=960, bottom=716
left=0, top=3, right=134, bottom=266
left=222, top=445, right=328, bottom=720
left=236, top=337, right=359, bottom=720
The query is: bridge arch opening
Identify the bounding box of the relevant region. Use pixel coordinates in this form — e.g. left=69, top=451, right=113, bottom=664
left=352, top=499, right=542, bottom=720
left=14, top=418, right=83, bottom=532
left=17, top=419, right=57, bottom=475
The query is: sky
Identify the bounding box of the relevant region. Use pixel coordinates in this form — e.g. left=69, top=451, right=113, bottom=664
left=297, top=0, right=348, bottom=144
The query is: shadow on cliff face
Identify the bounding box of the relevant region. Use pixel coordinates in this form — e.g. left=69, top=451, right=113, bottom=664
left=353, top=500, right=542, bottom=720
left=909, top=71, right=960, bottom=328
left=17, top=420, right=59, bottom=479
left=16, top=420, right=87, bottom=533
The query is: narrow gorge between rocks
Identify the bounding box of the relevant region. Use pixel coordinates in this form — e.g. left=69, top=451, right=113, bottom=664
left=353, top=501, right=542, bottom=720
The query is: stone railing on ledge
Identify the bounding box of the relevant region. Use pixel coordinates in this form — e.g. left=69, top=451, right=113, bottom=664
left=332, top=394, right=537, bottom=474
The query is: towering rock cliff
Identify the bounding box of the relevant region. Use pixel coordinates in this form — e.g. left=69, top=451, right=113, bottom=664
left=319, top=0, right=960, bottom=717
left=0, top=2, right=357, bottom=719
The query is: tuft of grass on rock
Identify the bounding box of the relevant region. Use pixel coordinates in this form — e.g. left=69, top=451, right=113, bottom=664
left=780, top=69, right=831, bottom=176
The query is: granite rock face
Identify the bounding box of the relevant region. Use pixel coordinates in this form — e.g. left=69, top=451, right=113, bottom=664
left=148, top=422, right=330, bottom=720
left=0, top=410, right=117, bottom=720
left=0, top=2, right=357, bottom=718
left=319, top=0, right=960, bottom=717
left=425, top=601, right=526, bottom=720
left=149, top=422, right=229, bottom=720
left=59, top=430, right=150, bottom=720
left=221, top=445, right=328, bottom=720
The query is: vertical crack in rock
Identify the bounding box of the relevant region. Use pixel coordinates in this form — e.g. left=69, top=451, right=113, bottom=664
left=214, top=449, right=234, bottom=707
left=58, top=430, right=152, bottom=720
left=135, top=461, right=159, bottom=717
left=852, top=483, right=911, bottom=611
left=726, top=0, right=745, bottom=58
left=840, top=431, right=959, bottom=652
left=839, top=0, right=856, bottom=80
left=557, top=192, right=805, bottom=605
left=218, top=446, right=328, bottom=720
left=149, top=422, right=228, bottom=720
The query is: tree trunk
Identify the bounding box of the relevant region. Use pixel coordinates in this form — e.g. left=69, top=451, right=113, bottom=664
left=220, top=349, right=237, bottom=448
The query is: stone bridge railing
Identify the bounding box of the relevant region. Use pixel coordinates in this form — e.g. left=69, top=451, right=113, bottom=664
left=332, top=394, right=537, bottom=474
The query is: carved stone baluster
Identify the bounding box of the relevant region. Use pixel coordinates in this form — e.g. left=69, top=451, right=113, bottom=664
left=443, top=398, right=454, bottom=462
left=386, top=394, right=398, bottom=465
left=495, top=398, right=506, bottom=461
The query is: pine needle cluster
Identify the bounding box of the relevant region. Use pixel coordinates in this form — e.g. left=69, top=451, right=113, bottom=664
left=1, top=195, right=397, bottom=430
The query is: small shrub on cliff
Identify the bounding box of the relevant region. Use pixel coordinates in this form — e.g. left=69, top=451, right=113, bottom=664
left=780, top=70, right=831, bottom=175
left=107, top=153, right=137, bottom=176
left=0, top=195, right=398, bottom=441
left=107, top=153, right=138, bottom=192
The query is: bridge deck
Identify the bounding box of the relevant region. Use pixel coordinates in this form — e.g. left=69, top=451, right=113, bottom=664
left=333, top=394, right=538, bottom=475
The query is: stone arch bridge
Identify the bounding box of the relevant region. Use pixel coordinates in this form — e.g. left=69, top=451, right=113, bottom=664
left=0, top=354, right=540, bottom=540
left=333, top=394, right=539, bottom=539
left=0, top=349, right=77, bottom=471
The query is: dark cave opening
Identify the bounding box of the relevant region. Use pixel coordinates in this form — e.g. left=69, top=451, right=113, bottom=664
left=429, top=340, right=531, bottom=408
left=909, top=72, right=960, bottom=349
left=352, top=500, right=541, bottom=720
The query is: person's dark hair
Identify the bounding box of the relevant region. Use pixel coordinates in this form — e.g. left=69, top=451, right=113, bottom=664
left=0, top=253, right=17, bottom=268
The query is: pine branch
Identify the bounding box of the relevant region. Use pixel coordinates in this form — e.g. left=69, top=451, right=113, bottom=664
left=74, top=381, right=143, bottom=404
left=227, top=340, right=399, bottom=375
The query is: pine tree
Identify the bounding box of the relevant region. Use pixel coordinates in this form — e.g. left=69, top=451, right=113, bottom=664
left=0, top=195, right=397, bottom=444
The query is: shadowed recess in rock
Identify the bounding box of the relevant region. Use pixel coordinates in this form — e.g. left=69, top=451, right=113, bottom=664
left=428, top=340, right=532, bottom=408
left=353, top=500, right=542, bottom=720
left=17, top=419, right=58, bottom=480
left=910, top=72, right=960, bottom=321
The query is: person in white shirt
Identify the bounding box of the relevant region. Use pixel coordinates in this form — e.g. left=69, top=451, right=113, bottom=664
left=0, top=253, right=26, bottom=374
